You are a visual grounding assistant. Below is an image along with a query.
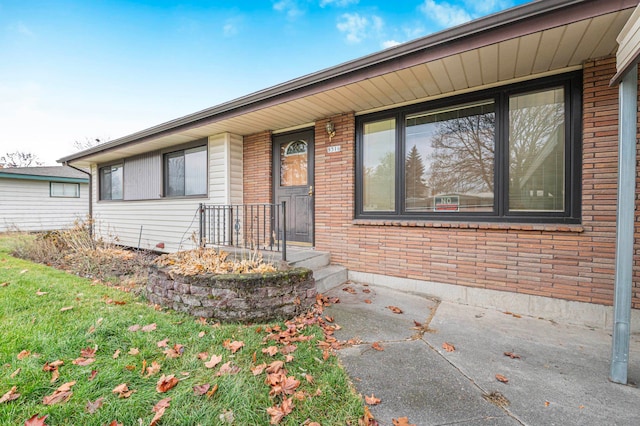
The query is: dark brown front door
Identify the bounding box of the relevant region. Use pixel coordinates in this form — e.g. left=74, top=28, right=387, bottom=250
left=273, top=129, right=314, bottom=244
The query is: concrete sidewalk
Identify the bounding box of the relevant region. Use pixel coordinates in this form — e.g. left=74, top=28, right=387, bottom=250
left=324, top=282, right=640, bottom=426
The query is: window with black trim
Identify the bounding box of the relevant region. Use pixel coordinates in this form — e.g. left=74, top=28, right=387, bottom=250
left=50, top=182, right=80, bottom=198
left=99, top=164, right=123, bottom=200
left=164, top=145, right=207, bottom=197
left=356, top=72, right=581, bottom=223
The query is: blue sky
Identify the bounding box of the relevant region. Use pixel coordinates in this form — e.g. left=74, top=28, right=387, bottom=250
left=0, top=0, right=530, bottom=165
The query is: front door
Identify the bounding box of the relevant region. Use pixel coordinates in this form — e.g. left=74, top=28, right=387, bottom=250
left=273, top=129, right=314, bottom=244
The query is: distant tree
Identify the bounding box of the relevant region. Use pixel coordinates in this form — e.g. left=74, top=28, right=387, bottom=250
left=405, top=144, right=428, bottom=200
left=0, top=151, right=44, bottom=168
left=74, top=137, right=109, bottom=151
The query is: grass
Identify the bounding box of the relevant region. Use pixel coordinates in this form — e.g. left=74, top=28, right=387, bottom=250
left=0, top=235, right=364, bottom=425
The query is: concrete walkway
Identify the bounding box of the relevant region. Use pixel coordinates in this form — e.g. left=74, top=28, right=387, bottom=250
left=324, top=282, right=640, bottom=426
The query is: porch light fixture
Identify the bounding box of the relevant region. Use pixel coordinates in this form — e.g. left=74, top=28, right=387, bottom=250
left=326, top=120, right=336, bottom=142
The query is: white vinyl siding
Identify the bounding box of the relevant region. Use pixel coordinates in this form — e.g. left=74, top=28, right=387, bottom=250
left=91, top=133, right=243, bottom=252
left=0, top=178, right=89, bottom=232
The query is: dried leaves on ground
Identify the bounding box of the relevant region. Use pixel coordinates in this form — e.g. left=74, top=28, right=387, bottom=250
left=153, top=247, right=277, bottom=276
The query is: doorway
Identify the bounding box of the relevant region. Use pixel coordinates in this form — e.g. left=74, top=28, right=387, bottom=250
left=273, top=129, right=314, bottom=245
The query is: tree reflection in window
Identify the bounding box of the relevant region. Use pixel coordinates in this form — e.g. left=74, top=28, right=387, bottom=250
left=509, top=88, right=565, bottom=212
left=405, top=101, right=495, bottom=212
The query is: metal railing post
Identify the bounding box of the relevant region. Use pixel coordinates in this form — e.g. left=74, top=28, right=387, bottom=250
left=281, top=201, right=287, bottom=262
left=198, top=203, right=205, bottom=247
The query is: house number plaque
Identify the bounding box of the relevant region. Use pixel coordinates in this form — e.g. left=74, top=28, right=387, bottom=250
left=327, top=145, right=341, bottom=153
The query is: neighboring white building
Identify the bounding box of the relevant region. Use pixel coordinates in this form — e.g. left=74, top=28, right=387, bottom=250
left=0, top=166, right=89, bottom=232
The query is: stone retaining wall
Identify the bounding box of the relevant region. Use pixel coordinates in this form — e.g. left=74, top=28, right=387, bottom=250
left=146, top=266, right=316, bottom=323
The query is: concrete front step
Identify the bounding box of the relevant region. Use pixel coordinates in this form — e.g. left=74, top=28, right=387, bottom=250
left=287, top=250, right=331, bottom=270
left=287, top=249, right=347, bottom=293
left=314, top=264, right=348, bottom=293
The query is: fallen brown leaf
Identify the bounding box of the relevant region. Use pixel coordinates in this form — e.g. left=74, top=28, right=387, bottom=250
left=262, top=346, right=279, bottom=356
left=112, top=349, right=121, bottom=359
left=504, top=351, right=521, bottom=359
left=80, top=346, right=97, bottom=357
left=60, top=306, right=73, bottom=312
left=88, top=370, right=98, bottom=381
left=206, top=383, right=219, bottom=399
left=141, top=323, right=157, bottom=332
left=392, top=417, right=416, bottom=426
left=112, top=383, right=135, bottom=398
left=364, top=299, right=372, bottom=304
left=342, top=287, right=356, bottom=294
left=72, top=357, right=95, bottom=366
left=156, top=374, right=179, bottom=393
left=10, top=368, right=20, bottom=378
left=267, top=397, right=294, bottom=424
left=146, top=361, right=161, bottom=377
left=128, top=347, right=140, bottom=355
left=17, top=350, right=30, bottom=360
left=387, top=306, right=403, bottom=314
left=193, top=384, right=210, bottom=396
left=43, top=381, right=75, bottom=405
left=371, top=342, right=384, bottom=351
left=24, top=414, right=48, bottom=426
left=365, top=394, right=381, bottom=405
left=156, top=338, right=169, bottom=348
left=442, top=342, right=455, bottom=352
left=128, top=324, right=141, bottom=332
left=495, top=374, right=509, bottom=383
left=216, top=361, right=240, bottom=376
left=251, top=363, right=267, bottom=376
left=85, top=397, right=104, bottom=414
left=150, top=397, right=171, bottom=426
left=224, top=340, right=244, bottom=354
left=0, top=386, right=20, bottom=404
left=204, top=354, right=222, bottom=369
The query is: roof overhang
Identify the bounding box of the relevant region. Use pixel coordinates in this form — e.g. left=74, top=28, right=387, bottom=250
left=611, top=2, right=640, bottom=85
left=59, top=0, right=639, bottom=168
left=0, top=172, right=88, bottom=183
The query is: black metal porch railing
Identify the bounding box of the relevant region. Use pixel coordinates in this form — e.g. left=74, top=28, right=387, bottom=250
left=198, top=202, right=287, bottom=261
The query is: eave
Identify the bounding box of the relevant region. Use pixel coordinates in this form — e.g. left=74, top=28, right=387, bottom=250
left=59, top=0, right=638, bottom=168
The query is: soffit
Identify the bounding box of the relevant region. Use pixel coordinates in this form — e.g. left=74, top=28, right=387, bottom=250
left=65, top=7, right=633, bottom=168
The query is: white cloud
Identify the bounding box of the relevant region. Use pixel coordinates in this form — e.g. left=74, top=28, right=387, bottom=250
left=320, top=0, right=359, bottom=7
left=465, top=0, right=515, bottom=15
left=8, top=21, right=35, bottom=38
left=273, top=0, right=304, bottom=19
left=223, top=17, right=242, bottom=37
left=382, top=40, right=402, bottom=49
left=419, top=0, right=472, bottom=28
left=337, top=12, right=383, bottom=44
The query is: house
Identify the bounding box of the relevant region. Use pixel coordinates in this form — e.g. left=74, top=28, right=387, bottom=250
left=60, top=0, right=640, bottom=340
left=0, top=166, right=89, bottom=232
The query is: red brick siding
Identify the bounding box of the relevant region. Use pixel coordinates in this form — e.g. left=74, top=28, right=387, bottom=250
left=243, top=57, right=640, bottom=309
left=243, top=131, right=272, bottom=204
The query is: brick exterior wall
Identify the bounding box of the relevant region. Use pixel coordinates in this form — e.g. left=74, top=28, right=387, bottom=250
left=243, top=57, right=640, bottom=309
left=243, top=131, right=272, bottom=204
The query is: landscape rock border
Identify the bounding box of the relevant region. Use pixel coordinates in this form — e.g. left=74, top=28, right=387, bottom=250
left=146, top=265, right=316, bottom=323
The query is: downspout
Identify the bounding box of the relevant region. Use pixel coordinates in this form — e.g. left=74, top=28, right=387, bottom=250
left=64, top=162, right=93, bottom=235
left=610, top=64, right=637, bottom=385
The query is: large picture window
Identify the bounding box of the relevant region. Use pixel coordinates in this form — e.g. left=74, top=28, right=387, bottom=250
left=164, top=145, right=207, bottom=197
left=356, top=73, right=581, bottom=223
left=99, top=164, right=123, bottom=200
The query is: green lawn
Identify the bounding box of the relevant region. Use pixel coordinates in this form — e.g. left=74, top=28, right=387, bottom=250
left=0, top=236, right=363, bottom=425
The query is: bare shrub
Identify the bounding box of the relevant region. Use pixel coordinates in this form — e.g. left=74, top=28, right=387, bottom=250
left=10, top=220, right=154, bottom=291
